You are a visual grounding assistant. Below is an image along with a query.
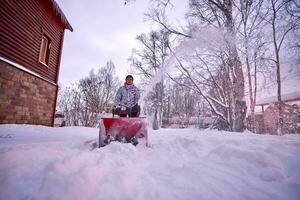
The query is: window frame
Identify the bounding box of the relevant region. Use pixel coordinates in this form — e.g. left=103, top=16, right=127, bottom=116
left=38, top=32, right=52, bottom=67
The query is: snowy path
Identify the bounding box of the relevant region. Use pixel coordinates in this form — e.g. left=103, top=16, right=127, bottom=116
left=0, top=125, right=300, bottom=200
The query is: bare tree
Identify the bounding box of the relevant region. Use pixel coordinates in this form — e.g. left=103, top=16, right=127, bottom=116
left=78, top=61, right=119, bottom=126
left=125, top=0, right=299, bottom=134
left=170, top=80, right=198, bottom=126
left=161, top=0, right=248, bottom=132
left=129, top=30, right=170, bottom=129
left=264, top=0, right=300, bottom=135
left=234, top=0, right=269, bottom=132
left=57, top=84, right=82, bottom=126
left=57, top=61, right=120, bottom=127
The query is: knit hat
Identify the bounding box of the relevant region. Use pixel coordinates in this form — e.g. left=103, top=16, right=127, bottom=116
left=126, top=75, right=134, bottom=80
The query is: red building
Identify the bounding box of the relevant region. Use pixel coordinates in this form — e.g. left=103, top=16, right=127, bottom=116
left=251, top=92, right=300, bottom=134
left=0, top=0, right=73, bottom=126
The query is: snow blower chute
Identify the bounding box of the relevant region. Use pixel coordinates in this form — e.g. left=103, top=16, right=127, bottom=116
left=98, top=108, right=148, bottom=147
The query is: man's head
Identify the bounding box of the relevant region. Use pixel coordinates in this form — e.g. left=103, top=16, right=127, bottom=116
left=125, top=75, right=134, bottom=85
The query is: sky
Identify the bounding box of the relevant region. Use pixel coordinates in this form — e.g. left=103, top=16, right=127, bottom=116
left=55, top=0, right=188, bottom=86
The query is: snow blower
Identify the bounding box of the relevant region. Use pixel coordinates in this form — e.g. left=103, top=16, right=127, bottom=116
left=98, top=107, right=148, bottom=147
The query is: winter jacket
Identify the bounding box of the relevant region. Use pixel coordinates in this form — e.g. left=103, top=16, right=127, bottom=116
left=114, top=84, right=140, bottom=108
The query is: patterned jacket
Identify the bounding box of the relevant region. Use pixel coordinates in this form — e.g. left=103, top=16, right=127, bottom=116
left=114, top=84, right=140, bottom=108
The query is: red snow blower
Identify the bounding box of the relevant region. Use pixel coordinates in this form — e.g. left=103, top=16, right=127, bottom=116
left=98, top=107, right=148, bottom=147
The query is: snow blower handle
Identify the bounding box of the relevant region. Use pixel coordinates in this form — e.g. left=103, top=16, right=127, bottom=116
left=112, top=105, right=128, bottom=117
left=112, top=105, right=117, bottom=118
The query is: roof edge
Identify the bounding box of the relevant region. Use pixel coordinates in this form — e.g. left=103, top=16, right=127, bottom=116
left=48, top=0, right=73, bottom=32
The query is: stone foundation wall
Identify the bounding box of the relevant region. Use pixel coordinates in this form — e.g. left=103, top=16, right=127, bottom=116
left=0, top=60, right=56, bottom=126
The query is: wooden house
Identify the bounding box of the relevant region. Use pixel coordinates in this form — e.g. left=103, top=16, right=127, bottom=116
left=251, top=92, right=300, bottom=134
left=262, top=103, right=300, bottom=134
left=0, top=0, right=73, bottom=126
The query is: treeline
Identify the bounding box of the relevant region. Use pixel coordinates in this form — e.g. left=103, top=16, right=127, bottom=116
left=128, top=0, right=300, bottom=133
left=58, top=0, right=300, bottom=133
left=57, top=61, right=120, bottom=127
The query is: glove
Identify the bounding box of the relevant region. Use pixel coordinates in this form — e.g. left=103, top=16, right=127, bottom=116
left=112, top=105, right=117, bottom=114
left=120, top=106, right=126, bottom=111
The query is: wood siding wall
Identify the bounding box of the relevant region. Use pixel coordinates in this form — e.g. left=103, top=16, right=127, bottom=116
left=0, top=0, right=65, bottom=83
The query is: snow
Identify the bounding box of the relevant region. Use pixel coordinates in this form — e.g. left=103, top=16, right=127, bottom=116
left=256, top=91, right=300, bottom=105
left=1, top=125, right=300, bottom=200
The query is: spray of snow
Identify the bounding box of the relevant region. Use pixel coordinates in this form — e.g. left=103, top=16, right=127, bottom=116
left=138, top=27, right=226, bottom=108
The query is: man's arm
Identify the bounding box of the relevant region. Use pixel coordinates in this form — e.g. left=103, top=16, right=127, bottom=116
left=114, top=87, right=122, bottom=107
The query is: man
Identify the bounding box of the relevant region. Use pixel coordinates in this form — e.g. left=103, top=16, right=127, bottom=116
left=114, top=75, right=140, bottom=117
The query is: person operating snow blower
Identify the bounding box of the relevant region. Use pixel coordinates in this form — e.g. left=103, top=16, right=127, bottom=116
left=100, top=75, right=147, bottom=147
left=113, top=75, right=141, bottom=117
left=108, top=75, right=141, bottom=145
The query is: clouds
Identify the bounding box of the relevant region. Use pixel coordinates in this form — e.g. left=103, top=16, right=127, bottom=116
left=56, top=0, right=150, bottom=85
left=55, top=0, right=187, bottom=86
left=92, top=27, right=143, bottom=54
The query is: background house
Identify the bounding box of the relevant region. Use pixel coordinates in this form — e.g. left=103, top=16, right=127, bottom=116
left=0, top=0, right=73, bottom=126
left=249, top=92, right=300, bottom=134
left=263, top=103, right=300, bottom=134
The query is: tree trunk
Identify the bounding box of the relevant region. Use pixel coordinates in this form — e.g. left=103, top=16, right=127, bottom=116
left=231, top=56, right=247, bottom=132
left=222, top=0, right=247, bottom=132
left=226, top=33, right=247, bottom=132
left=167, top=95, right=170, bottom=126
left=253, top=52, right=258, bottom=133
left=152, top=110, right=159, bottom=130
left=271, top=1, right=283, bottom=135
left=274, top=45, right=283, bottom=136
left=276, top=57, right=283, bottom=135
left=245, top=36, right=255, bottom=132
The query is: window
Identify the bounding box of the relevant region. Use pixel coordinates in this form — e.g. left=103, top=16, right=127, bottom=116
left=55, top=113, right=64, bottom=118
left=38, top=34, right=51, bottom=66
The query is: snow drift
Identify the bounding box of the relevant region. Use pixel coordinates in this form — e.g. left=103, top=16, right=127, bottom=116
left=0, top=125, right=300, bottom=200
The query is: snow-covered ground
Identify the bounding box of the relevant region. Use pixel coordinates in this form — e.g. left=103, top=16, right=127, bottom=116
left=0, top=125, right=300, bottom=200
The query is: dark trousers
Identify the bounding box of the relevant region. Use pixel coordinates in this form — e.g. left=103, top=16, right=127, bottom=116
left=117, top=104, right=140, bottom=117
